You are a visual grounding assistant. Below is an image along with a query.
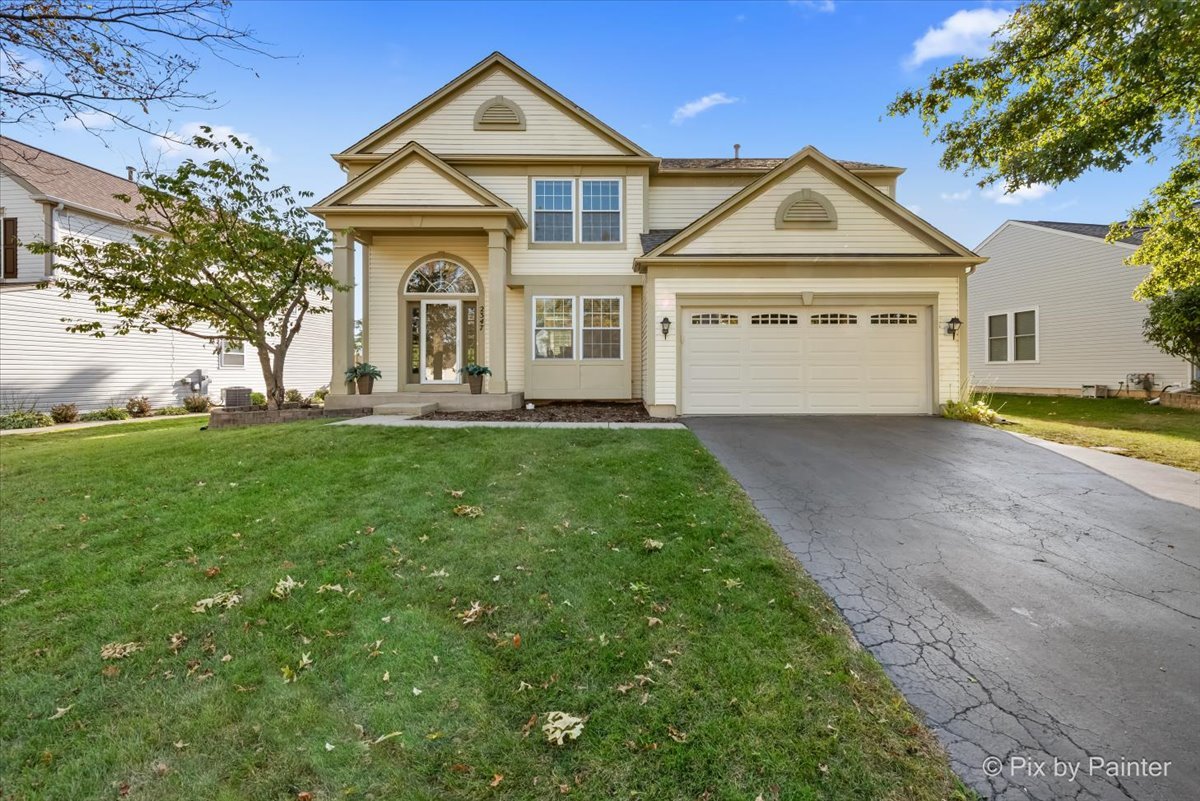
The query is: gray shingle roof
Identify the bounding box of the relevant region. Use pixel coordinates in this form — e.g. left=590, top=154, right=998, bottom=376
left=640, top=229, right=682, bottom=254
left=1016, top=219, right=1146, bottom=246
left=1, top=137, right=145, bottom=222
left=659, top=157, right=897, bottom=171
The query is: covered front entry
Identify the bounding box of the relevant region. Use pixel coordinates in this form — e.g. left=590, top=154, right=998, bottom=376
left=403, top=258, right=479, bottom=387
left=681, top=305, right=932, bottom=414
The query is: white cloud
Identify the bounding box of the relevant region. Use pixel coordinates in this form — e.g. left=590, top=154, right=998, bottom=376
left=940, top=189, right=972, bottom=202
left=982, top=183, right=1054, bottom=205
left=671, top=93, right=739, bottom=125
left=905, top=8, right=1012, bottom=69
left=62, top=111, right=116, bottom=131
left=790, top=0, right=836, bottom=12
left=152, top=122, right=273, bottom=161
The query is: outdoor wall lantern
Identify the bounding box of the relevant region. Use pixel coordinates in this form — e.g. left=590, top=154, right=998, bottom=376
left=660, top=316, right=672, bottom=339
left=945, top=317, right=962, bottom=339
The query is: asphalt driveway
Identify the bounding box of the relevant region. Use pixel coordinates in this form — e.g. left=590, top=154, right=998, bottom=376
left=688, top=416, right=1200, bottom=801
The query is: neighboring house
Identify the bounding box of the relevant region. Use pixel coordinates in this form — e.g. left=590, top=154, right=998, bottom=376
left=0, top=138, right=331, bottom=411
left=313, top=52, right=983, bottom=417
left=970, top=220, right=1193, bottom=396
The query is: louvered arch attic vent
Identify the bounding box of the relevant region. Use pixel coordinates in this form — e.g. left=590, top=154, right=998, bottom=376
left=474, top=96, right=526, bottom=130
left=775, top=189, right=838, bottom=229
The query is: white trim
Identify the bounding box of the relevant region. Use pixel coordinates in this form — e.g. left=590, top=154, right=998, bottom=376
left=531, top=295, right=576, bottom=360
left=580, top=177, right=623, bottom=244
left=419, top=299, right=463, bottom=383
left=219, top=340, right=245, bottom=368
left=580, top=294, right=623, bottom=360
left=985, top=307, right=1040, bottom=364
left=531, top=178, right=575, bottom=243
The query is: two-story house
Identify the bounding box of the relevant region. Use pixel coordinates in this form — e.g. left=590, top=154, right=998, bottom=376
left=314, top=53, right=984, bottom=417
left=0, top=138, right=331, bottom=411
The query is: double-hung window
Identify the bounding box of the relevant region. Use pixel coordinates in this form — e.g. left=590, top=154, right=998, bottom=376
left=533, top=180, right=574, bottom=243
left=220, top=340, right=245, bottom=368
left=533, top=295, right=623, bottom=360
left=986, top=310, right=1037, bottom=362
left=531, top=178, right=622, bottom=244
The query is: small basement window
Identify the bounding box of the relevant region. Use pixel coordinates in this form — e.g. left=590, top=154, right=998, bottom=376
left=473, top=96, right=525, bottom=130
left=811, top=313, right=857, bottom=325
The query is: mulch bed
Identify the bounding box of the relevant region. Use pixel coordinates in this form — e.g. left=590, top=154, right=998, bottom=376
left=420, top=401, right=670, bottom=423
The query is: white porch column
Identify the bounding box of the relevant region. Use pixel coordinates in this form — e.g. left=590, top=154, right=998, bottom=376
left=486, top=228, right=510, bottom=393
left=329, top=231, right=356, bottom=394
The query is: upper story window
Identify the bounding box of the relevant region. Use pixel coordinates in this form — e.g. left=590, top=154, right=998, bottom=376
left=531, top=178, right=623, bottom=244
left=581, top=180, right=621, bottom=242
left=3, top=218, right=18, bottom=279
left=533, top=180, right=574, bottom=243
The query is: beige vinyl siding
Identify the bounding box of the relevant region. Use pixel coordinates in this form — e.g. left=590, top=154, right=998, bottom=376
left=0, top=285, right=330, bottom=411
left=355, top=160, right=482, bottom=206
left=647, top=180, right=749, bottom=229
left=970, top=223, right=1190, bottom=390
left=1, top=173, right=47, bottom=282
left=374, top=69, right=627, bottom=156
left=652, top=275, right=961, bottom=408
left=630, top=285, right=643, bottom=399
left=505, top=287, right=525, bottom=392
left=677, top=166, right=936, bottom=256
left=463, top=167, right=646, bottom=276
left=365, top=234, right=489, bottom=392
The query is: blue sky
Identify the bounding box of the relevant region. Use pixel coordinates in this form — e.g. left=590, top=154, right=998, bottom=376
left=18, top=0, right=1171, bottom=248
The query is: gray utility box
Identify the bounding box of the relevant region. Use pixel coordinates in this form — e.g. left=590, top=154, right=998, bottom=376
left=224, top=386, right=253, bottom=408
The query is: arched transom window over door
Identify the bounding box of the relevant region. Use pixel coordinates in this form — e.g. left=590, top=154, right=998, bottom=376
left=406, top=259, right=477, bottom=294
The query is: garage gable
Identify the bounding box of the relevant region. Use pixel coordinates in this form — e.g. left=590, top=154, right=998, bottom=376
left=314, top=142, right=510, bottom=209
left=648, top=147, right=976, bottom=259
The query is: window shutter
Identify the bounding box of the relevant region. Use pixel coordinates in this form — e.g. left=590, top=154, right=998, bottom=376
left=2, top=218, right=17, bottom=279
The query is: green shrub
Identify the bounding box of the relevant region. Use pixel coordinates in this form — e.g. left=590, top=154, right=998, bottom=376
left=284, top=388, right=305, bottom=404
left=79, top=407, right=131, bottom=422
left=942, top=397, right=1001, bottom=424
left=50, top=403, right=79, bottom=424
left=249, top=391, right=267, bottom=407
left=125, top=396, right=153, bottom=417
left=312, top=386, right=329, bottom=403
left=0, top=410, right=54, bottom=430
left=155, top=406, right=190, bottom=416
left=183, top=394, right=211, bottom=413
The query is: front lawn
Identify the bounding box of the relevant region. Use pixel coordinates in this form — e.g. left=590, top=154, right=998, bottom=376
left=990, top=393, right=1200, bottom=472
left=0, top=420, right=965, bottom=800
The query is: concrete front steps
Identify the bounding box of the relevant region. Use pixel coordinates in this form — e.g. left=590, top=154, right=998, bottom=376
left=372, top=402, right=439, bottom=418
left=326, top=390, right=524, bottom=416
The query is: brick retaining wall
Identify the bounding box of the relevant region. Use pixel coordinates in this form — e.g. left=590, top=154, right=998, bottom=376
left=1161, top=392, right=1200, bottom=411
left=207, top=407, right=372, bottom=429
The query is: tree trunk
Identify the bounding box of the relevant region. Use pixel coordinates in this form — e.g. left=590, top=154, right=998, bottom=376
left=255, top=340, right=287, bottom=410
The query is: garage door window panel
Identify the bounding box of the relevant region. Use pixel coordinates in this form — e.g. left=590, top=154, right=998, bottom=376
left=811, top=313, right=857, bottom=325
left=533, top=297, right=575, bottom=359
left=871, top=313, right=918, bottom=325
left=582, top=296, right=622, bottom=359
left=752, top=313, right=799, bottom=325
left=691, top=313, right=739, bottom=326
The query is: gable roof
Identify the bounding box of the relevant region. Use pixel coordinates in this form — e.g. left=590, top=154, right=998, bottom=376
left=339, top=52, right=651, bottom=158
left=659, top=157, right=900, bottom=172
left=1014, top=219, right=1146, bottom=246
left=0, top=137, right=144, bottom=222
left=640, top=229, right=682, bottom=254
left=313, top=141, right=515, bottom=209
left=641, top=145, right=981, bottom=261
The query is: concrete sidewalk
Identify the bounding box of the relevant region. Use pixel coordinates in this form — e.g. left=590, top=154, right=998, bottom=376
left=330, top=415, right=686, bottom=430
left=1008, top=431, right=1200, bottom=510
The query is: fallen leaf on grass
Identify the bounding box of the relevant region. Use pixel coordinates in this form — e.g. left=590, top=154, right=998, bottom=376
left=48, top=705, right=73, bottom=720
left=204, top=566, right=221, bottom=578
left=324, top=742, right=335, bottom=751
left=191, top=590, right=241, bottom=613
left=316, top=583, right=344, bottom=594
left=542, top=711, right=586, bottom=746
left=168, top=632, right=188, bottom=654
left=453, top=505, right=483, bottom=518
left=667, top=725, right=688, bottom=743
left=490, top=774, right=504, bottom=787
left=173, top=740, right=188, bottom=750
left=101, top=665, right=120, bottom=678
left=446, top=489, right=465, bottom=499
left=723, top=578, right=743, bottom=590
left=457, top=601, right=496, bottom=626
left=520, top=713, right=538, bottom=737
left=642, top=538, right=664, bottom=552
left=512, top=633, right=522, bottom=648
left=412, top=687, right=422, bottom=696
left=646, top=617, right=662, bottom=628
left=271, top=575, right=305, bottom=599
left=381, top=671, right=390, bottom=682
left=100, top=642, right=143, bottom=660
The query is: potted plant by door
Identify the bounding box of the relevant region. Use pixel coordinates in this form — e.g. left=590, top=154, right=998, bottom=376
left=345, top=363, right=382, bottom=395
left=461, top=363, right=492, bottom=394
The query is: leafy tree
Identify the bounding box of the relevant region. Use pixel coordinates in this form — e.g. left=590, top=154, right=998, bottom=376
left=1, top=0, right=266, bottom=139
left=889, top=0, right=1200, bottom=298
left=28, top=130, right=338, bottom=409
left=1143, top=285, right=1200, bottom=383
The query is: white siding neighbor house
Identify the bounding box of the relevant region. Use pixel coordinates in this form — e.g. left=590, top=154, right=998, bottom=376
left=0, top=138, right=331, bottom=411
left=970, top=220, right=1193, bottom=396
left=312, top=52, right=984, bottom=417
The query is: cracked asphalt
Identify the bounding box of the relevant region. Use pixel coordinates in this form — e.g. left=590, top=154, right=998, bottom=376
left=687, top=416, right=1200, bottom=801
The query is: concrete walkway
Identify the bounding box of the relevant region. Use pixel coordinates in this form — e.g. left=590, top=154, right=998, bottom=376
left=1008, top=431, right=1200, bottom=510
left=330, top=415, right=686, bottom=430
left=0, top=413, right=209, bottom=437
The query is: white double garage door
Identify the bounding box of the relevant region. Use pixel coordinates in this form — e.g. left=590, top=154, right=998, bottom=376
left=681, top=305, right=932, bottom=415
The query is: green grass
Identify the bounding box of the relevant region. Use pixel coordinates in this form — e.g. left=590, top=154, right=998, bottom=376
left=990, top=393, right=1200, bottom=472
left=0, top=419, right=966, bottom=801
